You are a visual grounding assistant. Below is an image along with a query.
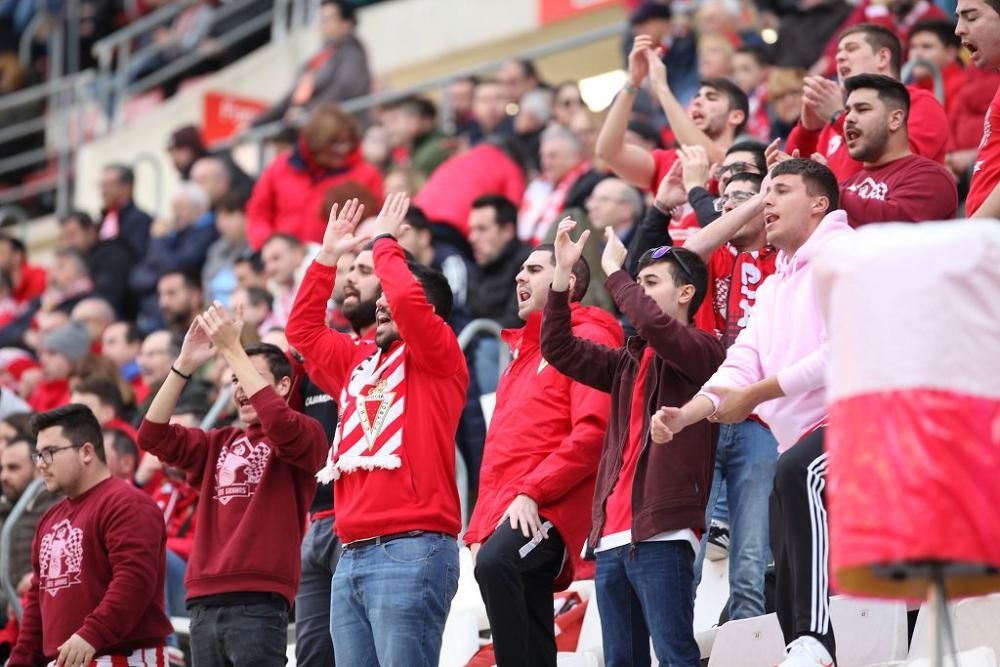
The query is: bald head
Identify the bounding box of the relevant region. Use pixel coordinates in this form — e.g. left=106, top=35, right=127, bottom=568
left=190, top=157, right=231, bottom=206
left=71, top=298, right=115, bottom=342
left=586, top=178, right=642, bottom=234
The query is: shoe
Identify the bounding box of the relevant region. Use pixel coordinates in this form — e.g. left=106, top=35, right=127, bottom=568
left=776, top=636, right=834, bottom=667
left=706, top=519, right=730, bottom=561
left=167, top=646, right=186, bottom=667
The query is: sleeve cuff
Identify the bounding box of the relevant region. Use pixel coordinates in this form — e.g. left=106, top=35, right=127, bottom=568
left=604, top=269, right=633, bottom=293
left=248, top=384, right=284, bottom=412
left=696, top=390, right=721, bottom=413
left=775, top=368, right=799, bottom=397
left=137, top=419, right=171, bottom=444
left=517, top=483, right=545, bottom=506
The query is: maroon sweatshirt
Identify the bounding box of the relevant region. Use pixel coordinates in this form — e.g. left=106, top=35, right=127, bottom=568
left=9, top=478, right=172, bottom=666
left=840, top=153, right=958, bottom=227
left=138, top=385, right=327, bottom=605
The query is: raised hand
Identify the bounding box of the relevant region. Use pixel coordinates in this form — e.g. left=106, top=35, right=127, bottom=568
left=176, top=317, right=216, bottom=376
left=372, top=191, right=411, bottom=238
left=765, top=138, right=798, bottom=170
left=679, top=144, right=711, bottom=191
left=553, top=217, right=590, bottom=271
left=627, top=34, right=654, bottom=87
left=655, top=159, right=687, bottom=211
left=198, top=301, right=245, bottom=353
left=645, top=47, right=668, bottom=94
left=601, top=227, right=628, bottom=277
left=318, top=197, right=367, bottom=266
left=803, top=76, right=844, bottom=126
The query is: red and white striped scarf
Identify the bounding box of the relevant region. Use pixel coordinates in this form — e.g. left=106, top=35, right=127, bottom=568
left=317, top=343, right=407, bottom=482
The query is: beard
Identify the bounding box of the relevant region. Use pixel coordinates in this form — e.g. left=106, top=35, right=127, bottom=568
left=847, top=125, right=889, bottom=163
left=375, top=328, right=401, bottom=351
left=342, top=297, right=377, bottom=333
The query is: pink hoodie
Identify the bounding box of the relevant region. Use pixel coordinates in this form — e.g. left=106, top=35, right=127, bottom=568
left=700, top=209, right=854, bottom=452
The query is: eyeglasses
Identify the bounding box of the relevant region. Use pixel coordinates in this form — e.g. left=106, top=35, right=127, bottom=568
left=32, top=444, right=83, bottom=465
left=713, top=190, right=756, bottom=212
left=645, top=246, right=697, bottom=284
left=719, top=161, right=757, bottom=175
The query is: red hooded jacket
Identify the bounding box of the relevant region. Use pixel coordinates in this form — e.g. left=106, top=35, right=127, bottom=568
left=465, top=307, right=623, bottom=587
left=786, top=85, right=949, bottom=182
left=246, top=141, right=384, bottom=249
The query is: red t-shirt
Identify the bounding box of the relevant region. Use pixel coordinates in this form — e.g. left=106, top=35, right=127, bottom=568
left=649, top=148, right=679, bottom=192
left=696, top=245, right=779, bottom=348
left=602, top=348, right=654, bottom=537
left=9, top=478, right=172, bottom=665
left=967, top=84, right=1000, bottom=216
left=840, top=154, right=958, bottom=226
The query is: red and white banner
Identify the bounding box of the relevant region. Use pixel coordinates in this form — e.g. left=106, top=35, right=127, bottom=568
left=814, top=220, right=1000, bottom=599
left=539, top=0, right=621, bottom=25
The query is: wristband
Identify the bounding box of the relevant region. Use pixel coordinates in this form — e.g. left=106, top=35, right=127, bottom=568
left=623, top=82, right=640, bottom=95
left=371, top=233, right=396, bottom=244
left=829, top=109, right=844, bottom=125
left=170, top=366, right=192, bottom=381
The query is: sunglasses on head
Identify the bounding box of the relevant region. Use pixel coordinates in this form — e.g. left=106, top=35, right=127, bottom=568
left=645, top=246, right=696, bottom=284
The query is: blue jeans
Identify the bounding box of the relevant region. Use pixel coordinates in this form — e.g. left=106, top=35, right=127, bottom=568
left=164, top=549, right=187, bottom=648
left=595, top=541, right=700, bottom=667
left=296, top=516, right=340, bottom=667
left=330, top=533, right=459, bottom=667
left=694, top=419, right=778, bottom=620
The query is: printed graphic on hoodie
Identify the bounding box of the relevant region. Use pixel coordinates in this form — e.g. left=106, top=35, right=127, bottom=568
left=39, top=519, right=84, bottom=597
left=213, top=437, right=271, bottom=504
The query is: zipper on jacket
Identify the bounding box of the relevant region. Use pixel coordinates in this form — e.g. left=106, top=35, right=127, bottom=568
left=630, top=355, right=660, bottom=545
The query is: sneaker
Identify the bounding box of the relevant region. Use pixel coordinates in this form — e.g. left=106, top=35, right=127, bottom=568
left=167, top=646, right=186, bottom=667
left=777, top=636, right=834, bottom=667
left=706, top=520, right=730, bottom=561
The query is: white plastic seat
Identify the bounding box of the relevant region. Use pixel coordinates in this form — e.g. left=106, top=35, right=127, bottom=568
left=706, top=613, right=787, bottom=667
left=557, top=593, right=604, bottom=667
left=439, top=606, right=481, bottom=667
left=694, top=555, right=730, bottom=635
left=829, top=595, right=908, bottom=666
left=453, top=547, right=490, bottom=631
left=908, top=594, right=1000, bottom=661
left=906, top=646, right=998, bottom=667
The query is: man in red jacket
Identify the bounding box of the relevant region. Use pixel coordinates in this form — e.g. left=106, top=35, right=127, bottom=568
left=285, top=193, right=467, bottom=667
left=541, top=219, right=724, bottom=665
left=956, top=0, right=1000, bottom=217
left=10, top=404, right=172, bottom=667
left=786, top=23, right=950, bottom=182
left=138, top=313, right=328, bottom=667
left=466, top=245, right=623, bottom=667
left=839, top=74, right=958, bottom=224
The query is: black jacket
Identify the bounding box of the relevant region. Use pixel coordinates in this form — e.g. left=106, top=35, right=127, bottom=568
left=100, top=200, right=153, bottom=261
left=470, top=238, right=533, bottom=329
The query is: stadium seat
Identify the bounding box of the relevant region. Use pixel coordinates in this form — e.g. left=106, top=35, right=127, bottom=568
left=694, top=556, right=730, bottom=635
left=454, top=546, right=490, bottom=631
left=439, top=606, right=482, bottom=667
left=829, top=595, right=908, bottom=666
left=556, top=591, right=604, bottom=667
left=905, top=646, right=998, bottom=667
left=908, top=594, right=1000, bottom=661
left=706, top=613, right=787, bottom=667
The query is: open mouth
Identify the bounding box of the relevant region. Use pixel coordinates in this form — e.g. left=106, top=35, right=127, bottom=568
left=690, top=111, right=706, bottom=123
left=343, top=286, right=359, bottom=301
left=963, top=40, right=979, bottom=56
left=376, top=311, right=392, bottom=325
left=845, top=127, right=861, bottom=142
left=764, top=212, right=779, bottom=228
left=838, top=65, right=852, bottom=79
left=517, top=288, right=531, bottom=304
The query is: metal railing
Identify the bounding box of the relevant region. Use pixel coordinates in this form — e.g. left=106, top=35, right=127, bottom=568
left=0, top=478, right=47, bottom=622
left=217, top=18, right=628, bottom=156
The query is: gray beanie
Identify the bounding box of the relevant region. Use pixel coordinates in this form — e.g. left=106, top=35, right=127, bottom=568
left=42, top=320, right=91, bottom=362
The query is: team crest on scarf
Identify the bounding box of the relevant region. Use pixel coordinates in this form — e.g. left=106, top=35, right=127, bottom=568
left=317, top=344, right=407, bottom=482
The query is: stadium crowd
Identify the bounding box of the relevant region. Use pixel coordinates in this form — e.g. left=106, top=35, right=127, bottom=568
left=0, top=0, right=998, bottom=665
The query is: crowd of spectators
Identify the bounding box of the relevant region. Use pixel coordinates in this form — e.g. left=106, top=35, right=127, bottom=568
left=0, top=0, right=998, bottom=663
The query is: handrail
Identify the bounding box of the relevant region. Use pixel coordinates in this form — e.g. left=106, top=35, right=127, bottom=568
left=131, top=151, right=165, bottom=214
left=92, top=0, right=196, bottom=62
left=18, top=11, right=46, bottom=67
left=222, top=19, right=629, bottom=153
left=901, top=58, right=945, bottom=105
left=127, top=8, right=275, bottom=99
left=0, top=116, right=47, bottom=145
left=0, top=147, right=50, bottom=175
left=201, top=385, right=234, bottom=430
left=457, top=318, right=511, bottom=370
left=0, top=72, right=85, bottom=115
left=0, top=478, right=47, bottom=621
